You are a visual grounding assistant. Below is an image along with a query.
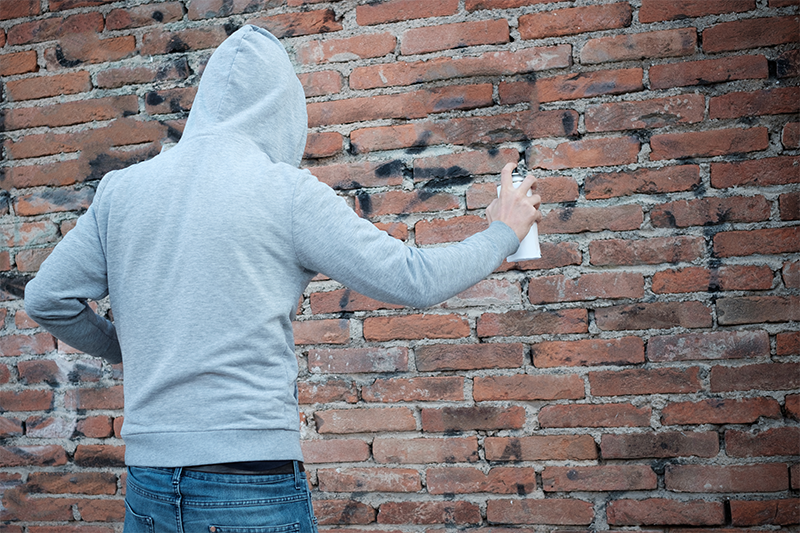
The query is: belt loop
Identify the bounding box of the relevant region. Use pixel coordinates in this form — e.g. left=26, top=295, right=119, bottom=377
left=293, top=461, right=302, bottom=490
left=172, top=467, right=184, bottom=533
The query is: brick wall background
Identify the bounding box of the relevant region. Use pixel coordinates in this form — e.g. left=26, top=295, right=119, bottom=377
left=1, top=0, right=799, bottom=529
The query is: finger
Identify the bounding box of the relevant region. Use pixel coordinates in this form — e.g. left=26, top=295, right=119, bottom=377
left=517, top=173, right=537, bottom=198
left=530, top=193, right=542, bottom=209
left=500, top=162, right=516, bottom=195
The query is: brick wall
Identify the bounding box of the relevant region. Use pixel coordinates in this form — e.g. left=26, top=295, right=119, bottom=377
left=1, top=0, right=799, bottom=529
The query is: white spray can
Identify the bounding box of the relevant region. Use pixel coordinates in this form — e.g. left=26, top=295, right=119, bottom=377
left=497, top=160, right=541, bottom=262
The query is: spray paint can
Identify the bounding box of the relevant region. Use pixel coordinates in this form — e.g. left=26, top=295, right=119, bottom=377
left=497, top=159, right=541, bottom=262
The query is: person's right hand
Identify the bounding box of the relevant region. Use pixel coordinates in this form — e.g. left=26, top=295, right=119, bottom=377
left=485, top=162, right=542, bottom=242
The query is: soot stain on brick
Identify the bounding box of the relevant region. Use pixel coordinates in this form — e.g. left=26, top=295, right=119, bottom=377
left=516, top=483, right=527, bottom=496
left=146, top=91, right=165, bottom=106
left=152, top=10, right=164, bottom=22
left=558, top=206, right=574, bottom=222
left=375, top=159, right=403, bottom=178
left=660, top=210, right=677, bottom=228
left=417, top=175, right=472, bottom=201
left=164, top=122, right=184, bottom=142
left=338, top=289, right=352, bottom=311
left=415, top=165, right=469, bottom=181
left=55, top=45, right=82, bottom=68
left=224, top=22, right=240, bottom=36
left=406, top=131, right=433, bottom=155
left=498, top=438, right=522, bottom=462
left=632, top=129, right=652, bottom=143
left=169, top=97, right=186, bottom=113
left=561, top=111, right=576, bottom=135
left=1, top=273, right=32, bottom=300
left=357, top=191, right=372, bottom=216
left=166, top=36, right=190, bottom=54
left=639, top=112, right=680, bottom=127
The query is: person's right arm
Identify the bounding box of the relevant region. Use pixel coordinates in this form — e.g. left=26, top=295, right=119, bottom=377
left=291, top=162, right=540, bottom=309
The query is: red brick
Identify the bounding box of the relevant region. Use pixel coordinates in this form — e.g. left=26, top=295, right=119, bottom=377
left=519, top=3, right=631, bottom=40
left=144, top=87, right=196, bottom=115
left=711, top=86, right=800, bottom=120
left=315, top=407, right=416, bottom=434
left=373, top=436, right=479, bottom=463
left=250, top=10, right=343, bottom=38
left=780, top=191, right=800, bottom=220
left=586, top=94, right=704, bottom=133
left=414, top=148, right=519, bottom=182
left=293, top=319, right=349, bottom=345
left=784, top=122, right=800, bottom=149
left=444, top=279, right=522, bottom=308
left=0, top=221, right=58, bottom=248
left=311, top=160, right=403, bottom=190
left=308, top=346, right=408, bottom=374
left=0, top=445, right=67, bottom=467
left=7, top=12, right=103, bottom=45
left=14, top=187, right=96, bottom=216
left=718, top=295, right=800, bottom=325
left=650, top=55, right=768, bottom=89
left=703, top=16, right=800, bottom=53
left=728, top=427, right=800, bottom=458
left=313, top=500, right=375, bottom=525
left=0, top=364, right=7, bottom=385
left=590, top=367, right=701, bottom=396
left=310, top=288, right=403, bottom=314
left=75, top=415, right=114, bottom=438
left=318, top=468, right=421, bottom=492
left=541, top=204, right=643, bottom=234
left=607, top=498, right=724, bottom=526
left=299, top=379, right=357, bottom=405
left=486, top=499, right=594, bottom=525
left=0, top=333, right=55, bottom=356
left=187, top=0, right=282, bottom=19
left=6, top=71, right=92, bottom=101
left=415, top=343, right=524, bottom=371
left=667, top=463, right=790, bottom=493
left=585, top=165, right=700, bottom=200
left=0, top=50, right=38, bottom=76
left=16, top=248, right=54, bottom=272
left=597, top=301, right=712, bottom=331
left=356, top=0, right=458, bottom=26
left=652, top=265, right=773, bottom=294
left=532, top=336, right=643, bottom=368
left=422, top=405, right=525, bottom=432
left=351, top=45, right=571, bottom=89
left=401, top=19, right=509, bottom=55
left=543, top=465, right=656, bottom=492
left=501, top=69, right=643, bottom=105
left=378, top=501, right=480, bottom=525
left=427, top=466, right=536, bottom=494
left=477, top=308, right=589, bottom=337
left=0, top=418, right=23, bottom=438
left=0, top=0, right=40, bottom=20
left=350, top=109, right=576, bottom=153
left=777, top=48, right=800, bottom=78
left=715, top=227, right=800, bottom=258
left=300, top=71, right=343, bottom=99
left=0, top=490, right=75, bottom=521
left=18, top=358, right=101, bottom=384
left=730, top=498, right=800, bottom=526
left=711, top=362, right=800, bottom=392
left=362, top=376, right=463, bottom=402
left=356, top=189, right=460, bottom=218
left=107, top=3, right=183, bottom=29
left=3, top=95, right=138, bottom=131
left=662, top=397, right=782, bottom=425
left=601, top=431, right=719, bottom=459
left=531, top=136, right=640, bottom=170
left=301, top=438, right=370, bottom=464
left=75, top=498, right=125, bottom=522
left=651, top=127, right=769, bottom=161
left=640, top=0, right=755, bottom=23
left=652, top=196, right=770, bottom=228
left=648, top=330, right=770, bottom=363
left=303, top=132, right=342, bottom=159
left=296, top=33, right=396, bottom=64
left=778, top=331, right=800, bottom=355
left=466, top=0, right=560, bottom=9
left=474, top=374, right=584, bottom=401
left=711, top=156, right=800, bottom=188
left=793, top=463, right=800, bottom=489
left=788, top=395, right=800, bottom=420
left=414, top=216, right=488, bottom=245
left=26, top=472, right=117, bottom=495
left=25, top=416, right=75, bottom=438
left=529, top=271, right=643, bottom=304
left=485, top=435, right=598, bottom=461
left=582, top=28, right=696, bottom=64
left=539, top=403, right=651, bottom=428
left=310, top=84, right=492, bottom=126
left=591, top=236, right=704, bottom=266
left=64, top=386, right=124, bottom=411
left=364, top=314, right=470, bottom=341
left=44, top=35, right=136, bottom=69
left=140, top=26, right=229, bottom=56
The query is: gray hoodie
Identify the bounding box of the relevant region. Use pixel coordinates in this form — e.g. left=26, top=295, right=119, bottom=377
left=24, top=25, right=520, bottom=467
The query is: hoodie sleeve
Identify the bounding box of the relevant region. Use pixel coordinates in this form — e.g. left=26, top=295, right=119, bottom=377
left=292, top=171, right=520, bottom=309
left=24, top=178, right=122, bottom=364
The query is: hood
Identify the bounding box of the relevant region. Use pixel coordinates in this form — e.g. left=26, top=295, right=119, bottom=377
left=182, top=25, right=308, bottom=167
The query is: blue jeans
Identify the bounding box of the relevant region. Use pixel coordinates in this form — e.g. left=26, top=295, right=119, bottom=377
left=124, top=462, right=318, bottom=533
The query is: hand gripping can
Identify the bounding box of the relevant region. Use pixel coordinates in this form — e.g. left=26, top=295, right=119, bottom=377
left=497, top=161, right=541, bottom=262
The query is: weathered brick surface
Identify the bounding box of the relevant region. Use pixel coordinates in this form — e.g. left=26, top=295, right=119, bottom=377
left=3, top=0, right=798, bottom=529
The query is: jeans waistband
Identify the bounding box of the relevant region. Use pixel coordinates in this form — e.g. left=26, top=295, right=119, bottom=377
left=185, top=460, right=304, bottom=475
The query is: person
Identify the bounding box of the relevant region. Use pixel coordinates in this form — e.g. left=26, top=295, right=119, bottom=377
left=24, top=24, right=541, bottom=532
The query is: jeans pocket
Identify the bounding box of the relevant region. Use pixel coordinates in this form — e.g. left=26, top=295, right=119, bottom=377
left=209, top=523, right=300, bottom=533
left=124, top=499, right=155, bottom=533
